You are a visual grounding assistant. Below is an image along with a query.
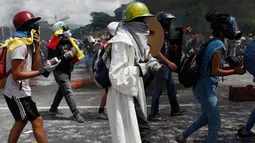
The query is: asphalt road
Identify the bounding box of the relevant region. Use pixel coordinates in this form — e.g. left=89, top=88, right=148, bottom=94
left=0, top=66, right=255, bottom=143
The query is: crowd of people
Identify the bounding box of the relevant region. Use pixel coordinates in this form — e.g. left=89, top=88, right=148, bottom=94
left=1, top=1, right=255, bottom=143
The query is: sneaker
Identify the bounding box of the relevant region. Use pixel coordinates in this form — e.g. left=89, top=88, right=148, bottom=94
left=236, top=127, right=255, bottom=139
left=171, top=109, right=185, bottom=117
left=73, top=114, right=84, bottom=123
left=148, top=114, right=166, bottom=122
left=49, top=108, right=64, bottom=115
left=73, top=113, right=85, bottom=123
left=97, top=112, right=108, bottom=120
left=175, top=134, right=186, bottom=143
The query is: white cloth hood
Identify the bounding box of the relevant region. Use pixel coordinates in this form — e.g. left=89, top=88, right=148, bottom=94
left=107, top=22, right=119, bottom=36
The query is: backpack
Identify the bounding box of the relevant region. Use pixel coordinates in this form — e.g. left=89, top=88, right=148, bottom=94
left=0, top=45, right=12, bottom=88
left=93, top=44, right=112, bottom=88
left=178, top=38, right=219, bottom=88
left=0, top=45, right=28, bottom=89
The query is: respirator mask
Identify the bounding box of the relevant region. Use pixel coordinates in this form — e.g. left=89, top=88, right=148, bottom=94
left=225, top=16, right=243, bottom=68
left=224, top=16, right=242, bottom=40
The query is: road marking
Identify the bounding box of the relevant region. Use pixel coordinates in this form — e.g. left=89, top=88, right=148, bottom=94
left=0, top=104, right=196, bottom=110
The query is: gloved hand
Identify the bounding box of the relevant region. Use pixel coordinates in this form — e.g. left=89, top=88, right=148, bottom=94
left=64, top=48, right=76, bottom=59
left=40, top=59, right=61, bottom=78
left=146, top=54, right=161, bottom=72
left=136, top=54, right=161, bottom=77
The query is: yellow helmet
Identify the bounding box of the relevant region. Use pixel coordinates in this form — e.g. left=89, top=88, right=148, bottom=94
left=123, top=2, right=153, bottom=21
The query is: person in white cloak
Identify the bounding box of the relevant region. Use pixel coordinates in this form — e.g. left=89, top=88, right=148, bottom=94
left=106, top=2, right=161, bottom=143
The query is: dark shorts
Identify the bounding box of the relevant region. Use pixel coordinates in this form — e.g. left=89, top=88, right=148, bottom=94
left=4, top=95, right=40, bottom=121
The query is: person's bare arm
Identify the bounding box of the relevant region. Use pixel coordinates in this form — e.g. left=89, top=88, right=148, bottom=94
left=211, top=50, right=235, bottom=76
left=211, top=50, right=245, bottom=76
left=12, top=59, right=40, bottom=81
left=32, top=33, right=41, bottom=70
left=156, top=52, right=177, bottom=71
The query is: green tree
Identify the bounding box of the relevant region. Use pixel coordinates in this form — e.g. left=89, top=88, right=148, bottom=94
left=90, top=12, right=116, bottom=30
left=72, top=4, right=127, bottom=38
left=114, top=4, right=126, bottom=21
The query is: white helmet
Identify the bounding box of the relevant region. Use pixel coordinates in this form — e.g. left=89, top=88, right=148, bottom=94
left=52, top=21, right=66, bottom=32
left=107, top=22, right=119, bottom=36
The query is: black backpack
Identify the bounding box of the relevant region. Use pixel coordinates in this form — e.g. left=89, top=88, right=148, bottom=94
left=178, top=38, right=219, bottom=88
left=93, top=44, right=112, bottom=88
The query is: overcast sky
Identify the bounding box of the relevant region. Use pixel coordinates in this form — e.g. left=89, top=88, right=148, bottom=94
left=0, top=0, right=133, bottom=27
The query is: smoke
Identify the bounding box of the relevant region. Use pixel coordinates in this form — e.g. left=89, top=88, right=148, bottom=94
left=0, top=0, right=133, bottom=27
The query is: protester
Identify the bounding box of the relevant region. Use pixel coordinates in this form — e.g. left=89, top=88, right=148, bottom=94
left=94, top=22, right=119, bottom=120
left=175, top=12, right=246, bottom=143
left=85, top=39, right=99, bottom=72
left=106, top=2, right=162, bottom=143
left=148, top=11, right=185, bottom=121
left=93, top=38, right=102, bottom=52
left=47, top=21, right=84, bottom=123
left=236, top=38, right=255, bottom=139
left=235, top=37, right=246, bottom=56
left=3, top=11, right=61, bottom=143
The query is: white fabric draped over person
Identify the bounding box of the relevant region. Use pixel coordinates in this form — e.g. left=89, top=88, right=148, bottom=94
left=107, top=30, right=148, bottom=143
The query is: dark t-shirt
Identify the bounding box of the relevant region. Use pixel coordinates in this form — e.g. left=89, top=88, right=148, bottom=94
left=48, top=39, right=74, bottom=73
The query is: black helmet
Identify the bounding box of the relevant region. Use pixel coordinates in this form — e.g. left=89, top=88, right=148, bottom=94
left=156, top=11, right=176, bottom=29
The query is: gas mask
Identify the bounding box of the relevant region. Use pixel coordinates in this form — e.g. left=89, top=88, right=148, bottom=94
left=62, top=25, right=69, bottom=32
left=224, top=16, right=242, bottom=40
left=62, top=25, right=72, bottom=39
left=225, top=16, right=243, bottom=67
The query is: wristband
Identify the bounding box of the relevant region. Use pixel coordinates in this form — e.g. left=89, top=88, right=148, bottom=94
left=135, top=65, right=143, bottom=77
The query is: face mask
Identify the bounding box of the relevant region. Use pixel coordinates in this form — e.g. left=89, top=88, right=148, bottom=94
left=225, top=16, right=242, bottom=40
left=19, top=22, right=40, bottom=34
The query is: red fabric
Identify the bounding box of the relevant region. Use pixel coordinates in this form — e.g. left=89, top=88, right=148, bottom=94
left=102, top=40, right=110, bottom=48
left=72, top=56, right=79, bottom=64
left=48, top=36, right=61, bottom=50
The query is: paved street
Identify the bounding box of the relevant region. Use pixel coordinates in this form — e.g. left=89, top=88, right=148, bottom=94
left=0, top=66, right=255, bottom=143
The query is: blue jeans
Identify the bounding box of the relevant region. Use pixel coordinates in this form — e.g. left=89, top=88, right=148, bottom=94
left=244, top=109, right=255, bottom=132
left=150, top=64, right=179, bottom=116
left=183, top=76, right=221, bottom=143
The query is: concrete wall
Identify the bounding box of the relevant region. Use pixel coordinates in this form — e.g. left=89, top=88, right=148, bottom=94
left=0, top=26, right=15, bottom=41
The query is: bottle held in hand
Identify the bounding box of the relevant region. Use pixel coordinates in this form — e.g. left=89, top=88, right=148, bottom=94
left=40, top=58, right=61, bottom=78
